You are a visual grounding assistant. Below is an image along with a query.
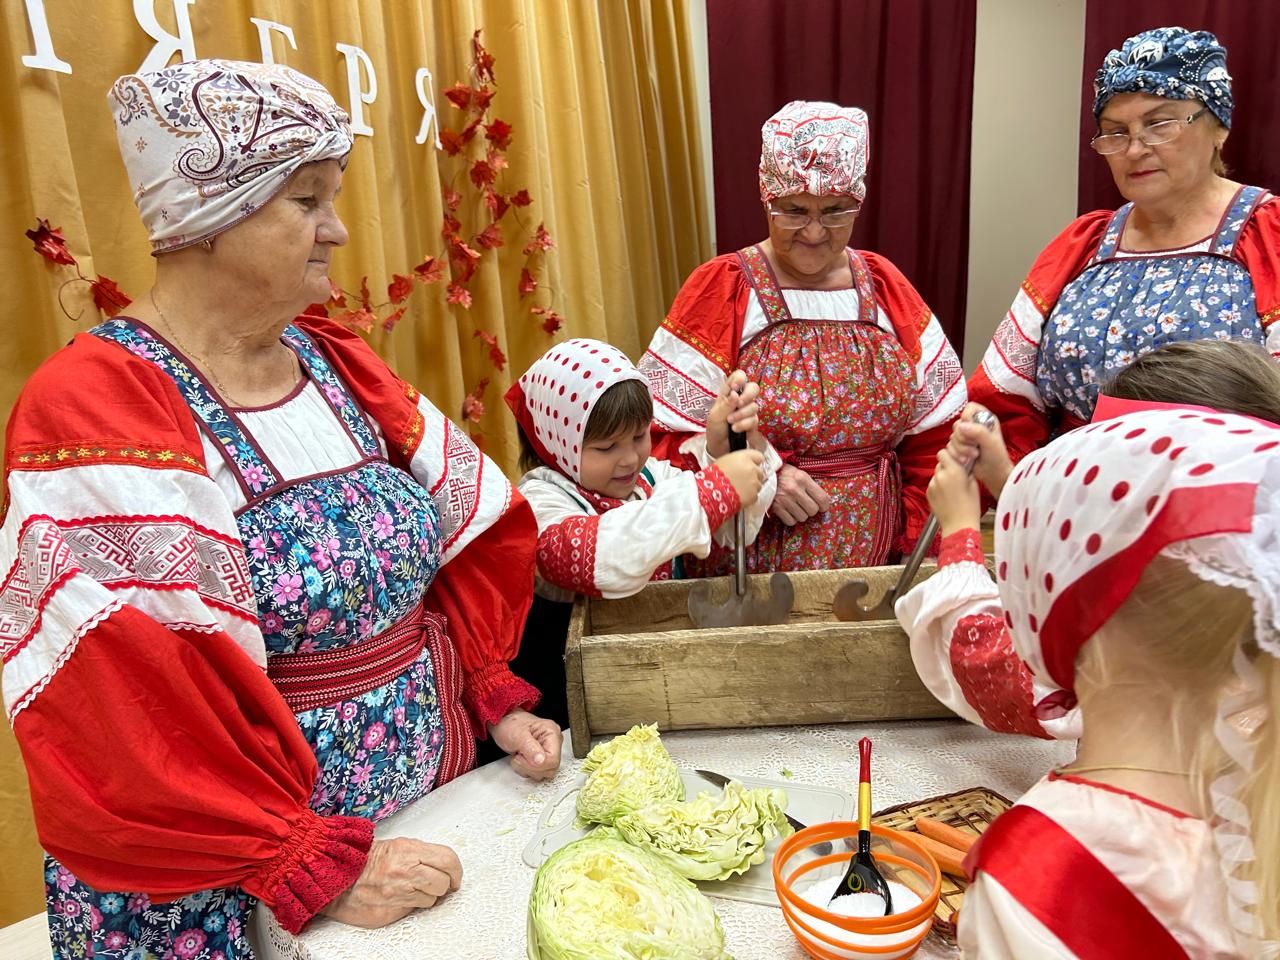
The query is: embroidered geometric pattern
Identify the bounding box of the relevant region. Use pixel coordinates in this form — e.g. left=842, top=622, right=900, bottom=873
left=432, top=420, right=483, bottom=552
left=951, top=613, right=1049, bottom=739
left=991, top=310, right=1039, bottom=384
left=537, top=515, right=601, bottom=598
left=643, top=356, right=718, bottom=427
left=693, top=466, right=740, bottom=530
left=910, top=342, right=964, bottom=430
left=0, top=518, right=79, bottom=657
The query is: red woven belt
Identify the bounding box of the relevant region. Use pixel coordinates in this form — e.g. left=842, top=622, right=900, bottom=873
left=790, top=443, right=893, bottom=478
left=267, top=602, right=436, bottom=713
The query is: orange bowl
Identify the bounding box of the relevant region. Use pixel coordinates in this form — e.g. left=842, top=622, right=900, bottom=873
left=773, top=823, right=942, bottom=960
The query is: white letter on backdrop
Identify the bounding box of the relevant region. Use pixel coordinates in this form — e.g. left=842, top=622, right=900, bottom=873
left=334, top=43, right=377, bottom=137
left=133, top=0, right=198, bottom=74
left=415, top=67, right=442, bottom=148
left=21, top=0, right=72, bottom=74
left=250, top=18, right=297, bottom=65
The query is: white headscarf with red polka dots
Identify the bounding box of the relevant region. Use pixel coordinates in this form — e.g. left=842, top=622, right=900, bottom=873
left=505, top=338, right=648, bottom=483
left=997, top=402, right=1280, bottom=947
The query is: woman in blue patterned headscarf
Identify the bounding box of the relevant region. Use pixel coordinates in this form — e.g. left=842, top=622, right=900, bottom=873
left=961, top=26, right=1280, bottom=510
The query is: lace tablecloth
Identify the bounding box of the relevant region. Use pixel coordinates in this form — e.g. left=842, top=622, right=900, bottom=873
left=254, top=720, right=1074, bottom=960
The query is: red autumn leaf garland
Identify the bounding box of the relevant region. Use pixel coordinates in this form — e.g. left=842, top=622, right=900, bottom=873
left=25, top=218, right=133, bottom=320
left=461, top=376, right=491, bottom=423
left=387, top=274, right=414, bottom=305
left=472, top=330, right=506, bottom=370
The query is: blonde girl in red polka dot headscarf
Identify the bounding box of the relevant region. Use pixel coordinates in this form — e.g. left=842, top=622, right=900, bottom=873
left=905, top=397, right=1280, bottom=956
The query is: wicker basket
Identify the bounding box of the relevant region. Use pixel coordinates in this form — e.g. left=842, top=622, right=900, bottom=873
left=872, top=786, right=1013, bottom=941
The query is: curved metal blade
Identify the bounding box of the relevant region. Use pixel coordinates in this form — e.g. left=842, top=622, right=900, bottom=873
left=687, top=572, right=795, bottom=628
left=831, top=580, right=895, bottom=622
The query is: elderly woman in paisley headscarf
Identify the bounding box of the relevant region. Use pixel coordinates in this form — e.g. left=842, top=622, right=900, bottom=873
left=2, top=60, right=561, bottom=959
left=963, top=26, right=1280, bottom=505
left=639, top=101, right=966, bottom=574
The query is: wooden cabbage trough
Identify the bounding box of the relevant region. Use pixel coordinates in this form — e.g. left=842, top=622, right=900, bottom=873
left=564, top=563, right=955, bottom=757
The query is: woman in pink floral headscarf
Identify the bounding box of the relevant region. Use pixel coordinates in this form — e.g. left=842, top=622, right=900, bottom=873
left=640, top=101, right=966, bottom=574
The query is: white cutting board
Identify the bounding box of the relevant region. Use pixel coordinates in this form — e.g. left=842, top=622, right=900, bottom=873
left=521, top=769, right=853, bottom=907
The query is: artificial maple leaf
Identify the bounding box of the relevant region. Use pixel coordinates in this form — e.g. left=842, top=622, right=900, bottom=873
left=510, top=189, right=533, bottom=207
left=472, top=30, right=496, bottom=84
left=462, top=116, right=484, bottom=142
left=381, top=306, right=408, bottom=333
left=487, top=150, right=508, bottom=173
left=386, top=274, right=414, bottom=305
left=326, top=278, right=347, bottom=309
left=540, top=311, right=564, bottom=335
left=358, top=276, right=372, bottom=310
left=461, top=376, right=490, bottom=423
left=90, top=275, right=131, bottom=317
left=25, top=219, right=77, bottom=266
left=518, top=267, right=538, bottom=298
left=484, top=119, right=513, bottom=150
left=447, top=283, right=473, bottom=308
left=413, top=256, right=446, bottom=284
left=443, top=187, right=462, bottom=211
left=441, top=213, right=462, bottom=240
left=449, top=239, right=481, bottom=283
left=475, top=222, right=504, bottom=250
left=333, top=307, right=375, bottom=333
left=439, top=128, right=466, bottom=156
left=473, top=329, right=506, bottom=370
left=471, top=87, right=495, bottom=113
left=444, top=83, right=473, bottom=111
left=522, top=222, right=555, bottom=255
left=483, top=189, right=510, bottom=221
left=469, top=158, right=496, bottom=189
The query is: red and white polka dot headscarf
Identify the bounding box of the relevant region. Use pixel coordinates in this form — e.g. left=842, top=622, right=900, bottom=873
left=504, top=338, right=648, bottom=483
left=995, top=402, right=1280, bottom=704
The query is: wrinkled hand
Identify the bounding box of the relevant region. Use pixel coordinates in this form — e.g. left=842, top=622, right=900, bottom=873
left=770, top=463, right=831, bottom=526
left=713, top=448, right=766, bottom=509
left=706, top=371, right=766, bottom=457
left=945, top=402, right=1011, bottom=498
left=489, top=709, right=562, bottom=780
left=321, top=837, right=462, bottom=928
left=928, top=447, right=982, bottom=538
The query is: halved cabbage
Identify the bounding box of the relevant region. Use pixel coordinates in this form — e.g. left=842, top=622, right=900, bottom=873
left=576, top=724, right=684, bottom=825
left=527, top=831, right=731, bottom=960
left=611, top=780, right=792, bottom=881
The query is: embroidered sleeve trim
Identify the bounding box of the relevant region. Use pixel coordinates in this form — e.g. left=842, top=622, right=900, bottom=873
left=950, top=613, right=1051, bottom=739
left=938, top=529, right=985, bottom=567
left=693, top=465, right=741, bottom=530
left=463, top=661, right=542, bottom=735
left=249, top=808, right=374, bottom=935
left=536, top=515, right=601, bottom=597
left=7, top=441, right=206, bottom=475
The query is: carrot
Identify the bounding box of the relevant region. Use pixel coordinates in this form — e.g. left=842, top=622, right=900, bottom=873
left=914, top=817, right=977, bottom=853
left=912, top=833, right=968, bottom=877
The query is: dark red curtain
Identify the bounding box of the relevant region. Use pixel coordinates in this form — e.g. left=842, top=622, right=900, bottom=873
left=1079, top=3, right=1280, bottom=213
left=705, top=0, right=977, bottom=347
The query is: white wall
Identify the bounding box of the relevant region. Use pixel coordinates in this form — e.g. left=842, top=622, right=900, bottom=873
left=964, top=0, right=1087, bottom=370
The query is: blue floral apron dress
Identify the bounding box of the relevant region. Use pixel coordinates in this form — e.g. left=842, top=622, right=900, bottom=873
left=1037, top=185, right=1269, bottom=422
left=44, top=320, right=452, bottom=960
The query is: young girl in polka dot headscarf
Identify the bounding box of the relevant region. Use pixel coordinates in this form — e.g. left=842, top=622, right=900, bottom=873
left=502, top=338, right=781, bottom=726
left=895, top=340, right=1280, bottom=956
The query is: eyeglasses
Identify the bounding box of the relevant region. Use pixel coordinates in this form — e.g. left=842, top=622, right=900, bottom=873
left=1090, top=107, right=1209, bottom=155
left=768, top=206, right=861, bottom=230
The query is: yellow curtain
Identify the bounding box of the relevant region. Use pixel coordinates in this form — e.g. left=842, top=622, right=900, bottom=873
left=0, top=0, right=711, bottom=925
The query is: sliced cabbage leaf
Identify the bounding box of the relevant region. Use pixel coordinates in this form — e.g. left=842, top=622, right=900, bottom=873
left=576, top=724, right=683, bottom=825
left=611, top=780, right=793, bottom=881
left=527, top=831, right=731, bottom=960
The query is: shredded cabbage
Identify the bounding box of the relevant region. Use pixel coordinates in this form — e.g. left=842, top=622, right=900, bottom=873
left=576, top=724, right=684, bottom=825
left=527, top=832, right=731, bottom=960
left=611, top=780, right=793, bottom=881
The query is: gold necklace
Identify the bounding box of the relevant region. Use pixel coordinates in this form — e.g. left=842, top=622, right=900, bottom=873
left=149, top=288, right=297, bottom=407
left=1058, top=764, right=1190, bottom=777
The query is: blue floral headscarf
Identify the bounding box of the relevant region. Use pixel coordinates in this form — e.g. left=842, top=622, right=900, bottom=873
left=1093, top=26, right=1233, bottom=129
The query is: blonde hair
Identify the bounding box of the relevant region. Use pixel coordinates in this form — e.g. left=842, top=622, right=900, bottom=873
left=1075, top=558, right=1279, bottom=942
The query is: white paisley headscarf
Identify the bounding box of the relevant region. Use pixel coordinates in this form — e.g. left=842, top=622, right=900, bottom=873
left=109, top=59, right=353, bottom=254
left=504, top=339, right=649, bottom=484
left=996, top=399, right=1280, bottom=947
left=758, top=101, right=870, bottom=204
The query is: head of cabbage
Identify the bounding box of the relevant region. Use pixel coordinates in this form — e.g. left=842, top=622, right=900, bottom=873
left=611, top=781, right=792, bottom=882
left=576, top=724, right=684, bottom=825
left=527, top=831, right=731, bottom=960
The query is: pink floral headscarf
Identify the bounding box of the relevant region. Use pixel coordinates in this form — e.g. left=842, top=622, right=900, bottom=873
left=504, top=339, right=649, bottom=483
left=109, top=59, right=353, bottom=254
left=758, top=101, right=870, bottom=204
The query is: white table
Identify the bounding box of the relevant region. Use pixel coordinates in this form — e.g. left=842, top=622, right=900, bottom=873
left=255, top=720, right=1073, bottom=960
